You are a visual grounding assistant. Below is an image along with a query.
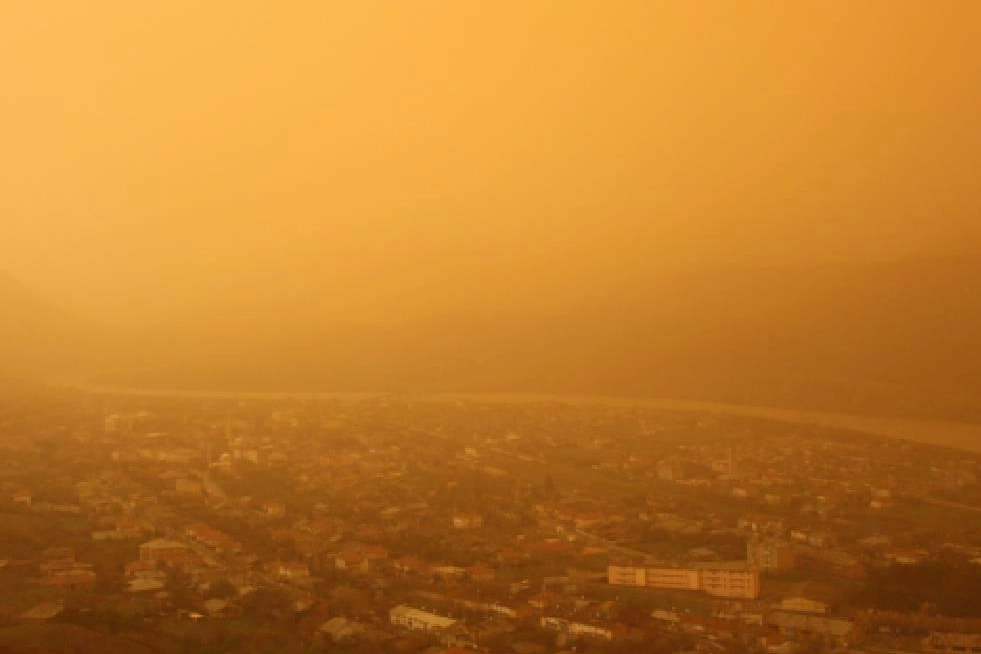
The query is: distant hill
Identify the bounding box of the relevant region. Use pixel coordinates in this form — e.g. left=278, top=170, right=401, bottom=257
left=99, top=255, right=981, bottom=422
left=0, top=273, right=93, bottom=387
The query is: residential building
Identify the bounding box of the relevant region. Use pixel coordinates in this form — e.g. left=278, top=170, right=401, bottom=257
left=608, top=564, right=760, bottom=599
left=139, top=539, right=197, bottom=565
left=267, top=561, right=310, bottom=580
left=646, top=568, right=702, bottom=592
left=924, top=632, right=981, bottom=654
left=319, top=617, right=364, bottom=641
left=263, top=501, right=286, bottom=517
left=747, top=538, right=795, bottom=572
left=540, top=616, right=614, bottom=640
left=766, top=612, right=854, bottom=647
left=452, top=513, right=483, bottom=529
left=657, top=459, right=685, bottom=481
left=778, top=597, right=829, bottom=614
left=389, top=605, right=457, bottom=632
left=43, top=567, right=97, bottom=590
left=335, top=551, right=370, bottom=572
left=185, top=523, right=242, bottom=554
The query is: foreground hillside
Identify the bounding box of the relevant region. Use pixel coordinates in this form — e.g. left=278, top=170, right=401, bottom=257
left=0, top=624, right=160, bottom=654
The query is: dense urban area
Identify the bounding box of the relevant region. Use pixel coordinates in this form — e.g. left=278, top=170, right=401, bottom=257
left=2, top=391, right=981, bottom=654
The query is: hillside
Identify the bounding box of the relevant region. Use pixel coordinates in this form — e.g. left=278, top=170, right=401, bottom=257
left=0, top=623, right=161, bottom=654
left=97, top=255, right=981, bottom=421
left=0, top=273, right=96, bottom=387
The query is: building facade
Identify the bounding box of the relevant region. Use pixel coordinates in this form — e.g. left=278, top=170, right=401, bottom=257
left=541, top=616, right=614, bottom=640
left=747, top=538, right=796, bottom=572
left=139, top=539, right=197, bottom=565
left=608, top=564, right=760, bottom=599
left=700, top=568, right=760, bottom=598
left=924, top=632, right=981, bottom=654
left=389, top=605, right=457, bottom=632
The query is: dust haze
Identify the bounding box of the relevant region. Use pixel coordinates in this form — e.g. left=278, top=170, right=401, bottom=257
left=6, top=5, right=981, bottom=654
left=2, top=1, right=981, bottom=417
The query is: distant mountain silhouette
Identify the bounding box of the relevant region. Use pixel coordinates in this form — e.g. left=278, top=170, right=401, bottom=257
left=98, top=255, right=981, bottom=421
left=0, top=272, right=92, bottom=386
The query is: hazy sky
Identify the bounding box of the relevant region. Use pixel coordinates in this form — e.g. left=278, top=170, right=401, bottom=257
left=3, top=1, right=980, bottom=325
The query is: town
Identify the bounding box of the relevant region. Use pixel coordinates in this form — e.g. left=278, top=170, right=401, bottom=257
left=2, top=390, right=981, bottom=654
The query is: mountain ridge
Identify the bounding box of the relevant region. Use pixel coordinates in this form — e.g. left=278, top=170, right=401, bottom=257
left=84, top=254, right=981, bottom=421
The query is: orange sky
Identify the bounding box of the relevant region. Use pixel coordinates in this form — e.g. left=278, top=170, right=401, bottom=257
left=3, top=1, right=980, bottom=325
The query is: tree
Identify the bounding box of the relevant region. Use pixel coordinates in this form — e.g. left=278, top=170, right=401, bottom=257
left=207, top=578, right=237, bottom=599
left=165, top=565, right=194, bottom=609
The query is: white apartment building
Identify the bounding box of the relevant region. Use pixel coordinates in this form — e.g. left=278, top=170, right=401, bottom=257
left=608, top=564, right=760, bottom=599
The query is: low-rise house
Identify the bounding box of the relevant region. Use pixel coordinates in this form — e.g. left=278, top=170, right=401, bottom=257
left=19, top=602, right=63, bottom=621
left=790, top=529, right=836, bottom=549
left=737, top=516, right=785, bottom=535
left=139, top=539, right=198, bottom=566
left=652, top=609, right=682, bottom=624
left=432, top=565, right=465, bottom=579
left=389, top=605, right=457, bottom=632
left=202, top=598, right=233, bottom=618
left=319, top=617, right=364, bottom=641
left=766, top=611, right=855, bottom=647
left=452, top=513, right=483, bottom=529
left=540, top=616, right=615, bottom=640
left=393, top=556, right=431, bottom=575
left=527, top=593, right=566, bottom=610
left=263, top=501, right=286, bottom=517
left=43, top=565, right=96, bottom=590
left=777, top=596, right=829, bottom=614
left=438, top=623, right=476, bottom=648
left=125, top=559, right=166, bottom=581
left=924, top=632, right=981, bottom=654
left=884, top=547, right=928, bottom=565
left=127, top=577, right=166, bottom=593
left=267, top=561, right=310, bottom=580
left=335, top=551, right=370, bottom=572
left=185, top=523, right=242, bottom=554
left=92, top=525, right=141, bottom=541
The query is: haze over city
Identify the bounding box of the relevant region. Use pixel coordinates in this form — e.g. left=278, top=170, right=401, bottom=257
left=2, top=2, right=979, bottom=309
left=3, top=1, right=981, bottom=419
left=1, top=6, right=981, bottom=652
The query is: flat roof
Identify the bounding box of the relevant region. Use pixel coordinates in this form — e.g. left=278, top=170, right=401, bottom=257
left=390, top=605, right=457, bottom=629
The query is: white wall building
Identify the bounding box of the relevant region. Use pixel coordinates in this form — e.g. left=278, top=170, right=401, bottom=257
left=389, top=605, right=457, bottom=632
